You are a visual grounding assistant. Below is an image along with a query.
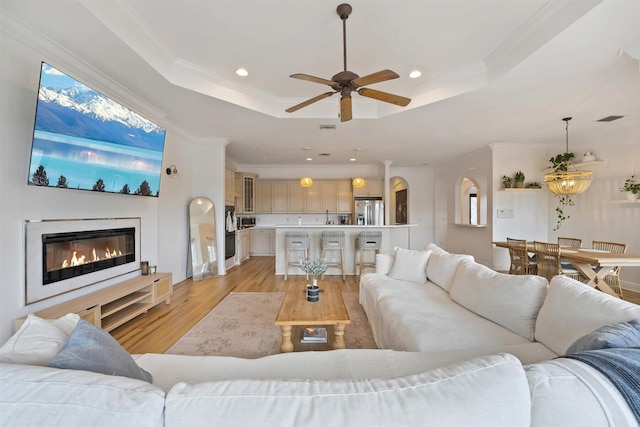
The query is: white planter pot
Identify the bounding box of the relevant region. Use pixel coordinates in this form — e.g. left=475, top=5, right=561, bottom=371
left=625, top=192, right=639, bottom=201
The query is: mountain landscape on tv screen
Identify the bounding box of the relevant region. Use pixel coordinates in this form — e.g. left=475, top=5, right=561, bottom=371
left=36, top=86, right=165, bottom=151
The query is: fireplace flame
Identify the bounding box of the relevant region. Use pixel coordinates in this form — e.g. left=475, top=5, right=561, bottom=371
left=60, top=247, right=123, bottom=269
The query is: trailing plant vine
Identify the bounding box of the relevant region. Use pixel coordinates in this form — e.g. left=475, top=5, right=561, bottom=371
left=549, top=152, right=576, bottom=231
left=553, top=194, right=574, bottom=231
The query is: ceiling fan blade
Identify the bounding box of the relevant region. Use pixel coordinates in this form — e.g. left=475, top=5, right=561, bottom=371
left=290, top=74, right=336, bottom=86
left=357, top=88, right=411, bottom=107
left=286, top=92, right=335, bottom=113
left=352, top=69, right=399, bottom=88
left=340, top=96, right=352, bottom=122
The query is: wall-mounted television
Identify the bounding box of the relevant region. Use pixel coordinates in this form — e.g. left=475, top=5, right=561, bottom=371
left=27, top=62, right=166, bottom=197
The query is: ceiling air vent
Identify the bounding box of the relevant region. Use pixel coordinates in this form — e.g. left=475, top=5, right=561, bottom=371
left=319, top=153, right=331, bottom=157
left=319, top=124, right=336, bottom=131
left=597, top=115, right=624, bottom=122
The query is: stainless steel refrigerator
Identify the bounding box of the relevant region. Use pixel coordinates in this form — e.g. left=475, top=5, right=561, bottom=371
left=354, top=198, right=384, bottom=225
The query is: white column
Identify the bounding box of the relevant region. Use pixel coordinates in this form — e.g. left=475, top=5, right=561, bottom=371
left=383, top=160, right=393, bottom=225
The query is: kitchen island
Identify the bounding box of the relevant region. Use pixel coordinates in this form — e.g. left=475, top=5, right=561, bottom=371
left=274, top=224, right=416, bottom=276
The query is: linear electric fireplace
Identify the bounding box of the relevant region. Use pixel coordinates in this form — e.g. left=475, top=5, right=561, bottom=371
left=26, top=218, right=141, bottom=304
left=42, top=228, right=136, bottom=285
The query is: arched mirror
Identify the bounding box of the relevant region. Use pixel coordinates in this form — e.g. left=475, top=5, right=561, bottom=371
left=189, top=197, right=217, bottom=280
left=455, top=176, right=486, bottom=226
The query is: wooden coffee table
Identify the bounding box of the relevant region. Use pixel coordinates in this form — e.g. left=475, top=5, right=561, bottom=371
left=275, top=281, right=351, bottom=353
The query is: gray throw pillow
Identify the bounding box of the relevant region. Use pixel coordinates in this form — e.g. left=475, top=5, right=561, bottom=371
left=47, top=319, right=152, bottom=383
left=566, top=318, right=640, bottom=354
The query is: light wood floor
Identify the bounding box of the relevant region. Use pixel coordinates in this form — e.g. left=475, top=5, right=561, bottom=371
left=112, top=256, right=640, bottom=354
left=111, top=256, right=360, bottom=354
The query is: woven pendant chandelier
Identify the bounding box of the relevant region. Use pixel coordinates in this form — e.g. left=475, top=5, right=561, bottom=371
left=544, top=117, right=593, bottom=195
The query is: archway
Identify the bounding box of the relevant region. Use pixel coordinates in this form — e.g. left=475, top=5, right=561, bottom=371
left=389, top=176, right=409, bottom=224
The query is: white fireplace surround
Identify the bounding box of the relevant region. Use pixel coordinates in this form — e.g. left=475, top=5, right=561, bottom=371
left=25, top=218, right=141, bottom=304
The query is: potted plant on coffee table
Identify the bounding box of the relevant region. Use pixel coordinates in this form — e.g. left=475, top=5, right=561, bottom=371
left=620, top=174, right=640, bottom=200
left=299, top=256, right=328, bottom=287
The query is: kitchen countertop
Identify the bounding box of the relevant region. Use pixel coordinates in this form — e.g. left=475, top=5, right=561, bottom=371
left=273, top=224, right=417, bottom=228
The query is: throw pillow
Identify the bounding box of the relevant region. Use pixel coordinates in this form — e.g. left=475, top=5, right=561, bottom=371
left=374, top=253, right=395, bottom=275
left=566, top=318, right=640, bottom=354
left=388, top=247, right=432, bottom=284
left=46, top=319, right=152, bottom=383
left=0, top=314, right=68, bottom=365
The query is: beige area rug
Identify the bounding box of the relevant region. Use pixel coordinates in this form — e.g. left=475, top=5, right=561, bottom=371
left=166, top=292, right=377, bottom=358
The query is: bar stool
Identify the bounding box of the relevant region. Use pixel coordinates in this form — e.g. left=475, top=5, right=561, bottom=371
left=321, top=231, right=346, bottom=282
left=284, top=231, right=310, bottom=280
left=355, top=231, right=382, bottom=275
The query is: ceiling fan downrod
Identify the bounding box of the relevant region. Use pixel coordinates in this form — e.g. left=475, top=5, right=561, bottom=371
left=337, top=4, right=352, bottom=72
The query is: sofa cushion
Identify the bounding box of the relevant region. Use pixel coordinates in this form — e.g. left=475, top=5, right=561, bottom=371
left=0, top=314, right=69, bottom=366
left=388, top=247, right=432, bottom=284
left=450, top=260, right=548, bottom=341
left=47, top=319, right=152, bottom=383
left=426, top=250, right=474, bottom=292
left=0, top=363, right=165, bottom=427
left=165, top=353, right=531, bottom=427
left=566, top=319, right=640, bottom=354
left=375, top=253, right=395, bottom=275
left=525, top=358, right=638, bottom=427
left=425, top=243, right=447, bottom=254
left=535, top=275, right=640, bottom=355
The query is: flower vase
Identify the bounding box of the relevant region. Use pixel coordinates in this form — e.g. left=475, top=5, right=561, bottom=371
left=626, top=192, right=639, bottom=201
left=307, top=278, right=320, bottom=302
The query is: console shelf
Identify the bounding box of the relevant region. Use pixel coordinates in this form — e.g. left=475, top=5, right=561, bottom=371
left=33, top=273, right=172, bottom=332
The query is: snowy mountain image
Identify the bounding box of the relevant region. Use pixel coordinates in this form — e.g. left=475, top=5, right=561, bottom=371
left=28, top=63, right=165, bottom=197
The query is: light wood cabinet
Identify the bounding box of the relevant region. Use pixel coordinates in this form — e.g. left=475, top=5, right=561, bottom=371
left=237, top=230, right=251, bottom=262
left=256, top=180, right=272, bottom=213
left=353, top=179, right=383, bottom=197
left=225, top=168, right=235, bottom=206
left=288, top=181, right=305, bottom=213
left=321, top=181, right=338, bottom=213
left=305, top=185, right=321, bottom=213
left=251, top=228, right=275, bottom=255
left=337, top=180, right=352, bottom=213
left=237, top=173, right=257, bottom=213
left=271, top=181, right=288, bottom=213
left=33, top=273, right=173, bottom=332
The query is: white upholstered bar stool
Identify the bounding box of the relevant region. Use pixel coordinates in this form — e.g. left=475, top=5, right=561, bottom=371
left=321, top=231, right=346, bottom=282
left=284, top=231, right=310, bottom=280
left=355, top=231, right=382, bottom=275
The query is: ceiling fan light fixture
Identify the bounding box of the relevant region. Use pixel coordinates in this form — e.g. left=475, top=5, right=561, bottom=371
left=544, top=117, right=593, bottom=195
left=409, top=70, right=422, bottom=79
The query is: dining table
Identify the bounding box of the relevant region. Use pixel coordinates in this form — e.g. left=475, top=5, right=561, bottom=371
left=493, top=241, right=640, bottom=299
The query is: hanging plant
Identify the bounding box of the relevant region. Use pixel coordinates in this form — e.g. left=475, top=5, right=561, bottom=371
left=553, top=194, right=574, bottom=231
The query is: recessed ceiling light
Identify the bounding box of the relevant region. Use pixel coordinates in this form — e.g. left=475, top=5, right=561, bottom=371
left=350, top=158, right=356, bottom=162
left=306, top=157, right=313, bottom=161
left=409, top=70, right=421, bottom=79
left=236, top=68, right=249, bottom=77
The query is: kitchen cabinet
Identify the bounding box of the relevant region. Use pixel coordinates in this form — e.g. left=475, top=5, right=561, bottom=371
left=256, top=180, right=272, bottom=213
left=236, top=230, right=252, bottom=262
left=225, top=168, right=235, bottom=206
left=288, top=181, right=305, bottom=213
left=305, top=185, right=321, bottom=213
left=321, top=181, right=338, bottom=213
left=237, top=173, right=257, bottom=213
left=353, top=179, right=383, bottom=197
left=337, top=180, right=352, bottom=213
left=271, top=181, right=288, bottom=213
left=251, top=228, right=275, bottom=255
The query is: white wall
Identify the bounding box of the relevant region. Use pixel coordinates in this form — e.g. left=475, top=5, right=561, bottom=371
left=0, top=21, right=208, bottom=343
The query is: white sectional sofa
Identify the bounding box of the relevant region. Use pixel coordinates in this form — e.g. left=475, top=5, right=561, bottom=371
left=1, top=243, right=639, bottom=426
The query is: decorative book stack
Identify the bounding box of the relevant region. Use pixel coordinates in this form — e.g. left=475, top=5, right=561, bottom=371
left=301, top=327, right=327, bottom=343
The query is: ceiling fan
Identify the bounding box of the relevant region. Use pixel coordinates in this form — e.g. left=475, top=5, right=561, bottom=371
left=285, top=3, right=411, bottom=122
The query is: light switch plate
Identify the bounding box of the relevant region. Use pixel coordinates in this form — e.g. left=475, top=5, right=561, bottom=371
left=497, top=209, right=514, bottom=218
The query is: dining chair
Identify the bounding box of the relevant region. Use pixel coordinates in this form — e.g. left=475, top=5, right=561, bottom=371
left=507, top=237, right=536, bottom=275
left=557, top=237, right=582, bottom=269
left=534, top=241, right=582, bottom=282
left=592, top=240, right=627, bottom=298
